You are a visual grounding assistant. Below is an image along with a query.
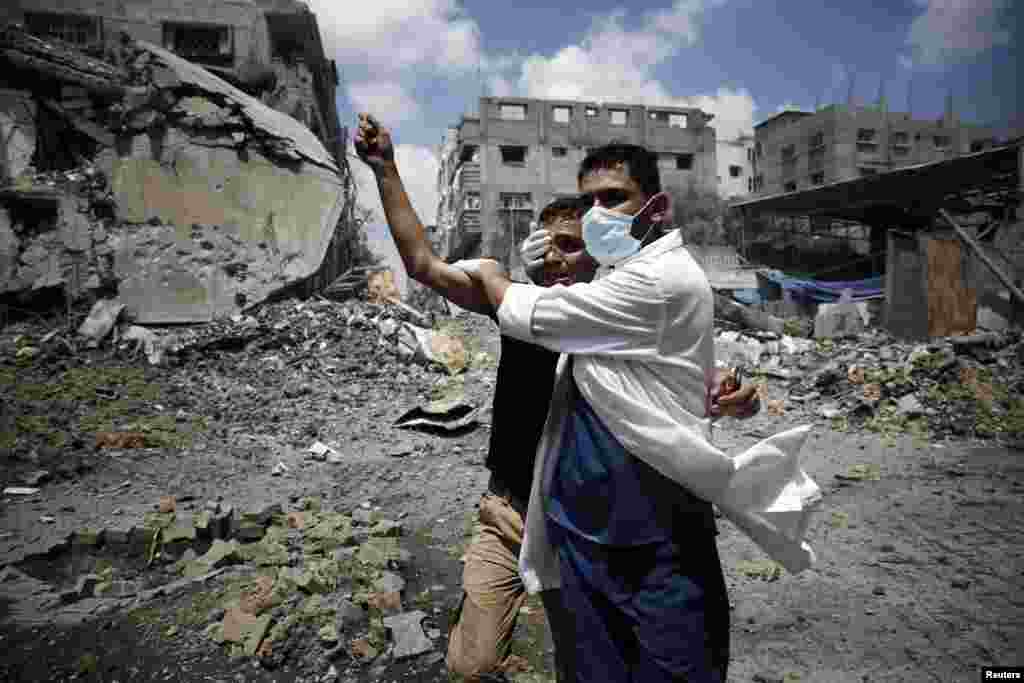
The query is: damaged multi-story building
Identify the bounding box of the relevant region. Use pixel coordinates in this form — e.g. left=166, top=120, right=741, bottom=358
left=0, top=1, right=363, bottom=323
left=435, top=96, right=717, bottom=268
left=749, top=102, right=999, bottom=196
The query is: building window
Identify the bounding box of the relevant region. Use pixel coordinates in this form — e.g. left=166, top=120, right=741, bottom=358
left=610, top=109, right=628, bottom=126
left=163, top=23, right=234, bottom=66
left=729, top=165, right=743, bottom=178
left=551, top=146, right=568, bottom=158
left=25, top=12, right=102, bottom=46
left=857, top=142, right=879, bottom=154
left=552, top=106, right=571, bottom=124
left=755, top=141, right=763, bottom=158
left=585, top=106, right=599, bottom=117
left=500, top=103, right=527, bottom=121
left=891, top=131, right=909, bottom=145
left=464, top=192, right=480, bottom=210
left=809, top=131, right=824, bottom=149
left=676, top=154, right=694, bottom=170
left=649, top=111, right=666, bottom=121
left=459, top=144, right=479, bottom=163
left=857, top=128, right=876, bottom=142
left=499, top=145, right=528, bottom=165
left=669, top=113, right=687, bottom=128
left=859, top=167, right=878, bottom=176
left=933, top=135, right=951, bottom=149
left=748, top=177, right=753, bottom=193
left=784, top=181, right=797, bottom=192
left=970, top=138, right=995, bottom=153
left=810, top=172, right=825, bottom=185
left=499, top=193, right=534, bottom=252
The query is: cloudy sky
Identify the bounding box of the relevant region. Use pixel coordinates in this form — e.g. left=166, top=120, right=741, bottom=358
left=306, top=0, right=1020, bottom=281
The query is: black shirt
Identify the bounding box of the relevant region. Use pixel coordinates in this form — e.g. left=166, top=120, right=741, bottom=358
left=486, top=334, right=559, bottom=504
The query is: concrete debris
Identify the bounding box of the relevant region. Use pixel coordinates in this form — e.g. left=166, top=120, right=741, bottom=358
left=307, top=441, right=342, bottom=463
left=3, top=487, right=40, bottom=496
left=118, top=325, right=164, bottom=365
left=813, top=291, right=869, bottom=339
left=76, top=299, right=124, bottom=348
left=383, top=610, right=434, bottom=660
left=396, top=323, right=468, bottom=374
left=0, top=24, right=358, bottom=323
left=394, top=398, right=480, bottom=434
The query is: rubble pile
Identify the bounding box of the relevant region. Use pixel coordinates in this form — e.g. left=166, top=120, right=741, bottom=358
left=717, top=326, right=1024, bottom=442
left=5, top=495, right=444, bottom=678
left=0, top=24, right=356, bottom=323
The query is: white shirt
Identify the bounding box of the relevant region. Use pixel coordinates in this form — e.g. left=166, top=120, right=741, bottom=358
left=496, top=230, right=822, bottom=593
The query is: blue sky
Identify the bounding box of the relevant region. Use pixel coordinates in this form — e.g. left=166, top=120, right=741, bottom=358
left=306, top=0, right=1019, bottom=279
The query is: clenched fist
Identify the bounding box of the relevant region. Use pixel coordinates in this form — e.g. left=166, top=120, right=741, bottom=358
left=354, top=113, right=395, bottom=172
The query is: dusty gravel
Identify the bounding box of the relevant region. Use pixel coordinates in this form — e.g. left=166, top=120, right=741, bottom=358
left=1, top=299, right=1021, bottom=682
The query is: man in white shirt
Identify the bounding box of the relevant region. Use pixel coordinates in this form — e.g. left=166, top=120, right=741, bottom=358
left=462, top=144, right=820, bottom=683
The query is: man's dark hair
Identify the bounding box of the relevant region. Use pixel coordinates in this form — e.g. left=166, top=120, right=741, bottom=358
left=538, top=196, right=588, bottom=226
left=578, top=144, right=662, bottom=197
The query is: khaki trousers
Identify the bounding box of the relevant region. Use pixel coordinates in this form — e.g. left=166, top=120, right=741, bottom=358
left=448, top=492, right=572, bottom=681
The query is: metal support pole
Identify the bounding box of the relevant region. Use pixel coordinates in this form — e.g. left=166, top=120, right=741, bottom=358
left=939, top=208, right=1024, bottom=308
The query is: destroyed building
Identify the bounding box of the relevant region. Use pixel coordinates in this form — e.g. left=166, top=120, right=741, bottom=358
left=749, top=102, right=999, bottom=196
left=435, top=96, right=717, bottom=268
left=0, top=3, right=364, bottom=323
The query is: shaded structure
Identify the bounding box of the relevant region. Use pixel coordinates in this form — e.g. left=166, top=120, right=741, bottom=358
left=732, top=142, right=1023, bottom=338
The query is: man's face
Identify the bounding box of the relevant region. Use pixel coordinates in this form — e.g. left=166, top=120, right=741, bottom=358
left=578, top=164, right=660, bottom=240
left=541, top=214, right=598, bottom=286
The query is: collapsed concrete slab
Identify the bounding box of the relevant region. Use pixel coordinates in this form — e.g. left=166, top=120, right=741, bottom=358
left=0, top=26, right=355, bottom=323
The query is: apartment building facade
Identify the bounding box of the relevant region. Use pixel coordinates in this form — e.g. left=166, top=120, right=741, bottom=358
left=0, top=0, right=344, bottom=164
left=749, top=104, right=998, bottom=197
left=436, top=96, right=717, bottom=266
left=717, top=134, right=755, bottom=200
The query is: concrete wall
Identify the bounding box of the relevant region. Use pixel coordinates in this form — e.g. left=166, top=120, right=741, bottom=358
left=717, top=137, right=753, bottom=199
left=885, top=231, right=929, bottom=339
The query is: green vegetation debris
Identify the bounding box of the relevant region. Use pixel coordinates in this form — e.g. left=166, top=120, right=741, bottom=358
left=736, top=559, right=783, bottom=581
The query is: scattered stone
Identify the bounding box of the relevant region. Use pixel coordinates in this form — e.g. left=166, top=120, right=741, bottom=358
left=896, top=394, right=924, bottom=417
left=350, top=637, right=378, bottom=661
left=367, top=591, right=403, bottom=616
left=951, top=576, right=970, bottom=589
left=271, top=461, right=289, bottom=477
left=816, top=403, right=843, bottom=419
left=23, top=471, right=51, bottom=487
left=222, top=608, right=272, bottom=656
left=373, top=571, right=406, bottom=595
left=370, top=520, right=402, bottom=538
left=383, top=610, right=434, bottom=659
left=4, top=487, right=40, bottom=496
left=872, top=586, right=886, bottom=596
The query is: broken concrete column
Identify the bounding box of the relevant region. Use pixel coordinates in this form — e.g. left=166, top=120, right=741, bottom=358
left=0, top=89, right=36, bottom=182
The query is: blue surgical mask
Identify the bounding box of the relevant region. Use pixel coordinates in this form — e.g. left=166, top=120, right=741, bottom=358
left=582, top=196, right=660, bottom=267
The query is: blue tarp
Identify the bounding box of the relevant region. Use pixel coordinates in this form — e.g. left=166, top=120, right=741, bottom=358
left=732, top=269, right=884, bottom=305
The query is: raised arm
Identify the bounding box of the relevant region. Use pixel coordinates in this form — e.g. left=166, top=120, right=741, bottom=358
left=354, top=113, right=492, bottom=315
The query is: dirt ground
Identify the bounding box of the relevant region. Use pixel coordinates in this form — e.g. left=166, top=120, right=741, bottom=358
left=0, top=299, right=1021, bottom=683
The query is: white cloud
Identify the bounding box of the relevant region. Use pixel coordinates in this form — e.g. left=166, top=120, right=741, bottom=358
left=347, top=82, right=421, bottom=122
left=906, top=0, right=1013, bottom=65
left=348, top=141, right=442, bottom=292
left=307, top=0, right=481, bottom=73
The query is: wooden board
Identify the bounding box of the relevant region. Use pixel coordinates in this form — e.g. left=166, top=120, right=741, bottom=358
left=926, top=237, right=977, bottom=337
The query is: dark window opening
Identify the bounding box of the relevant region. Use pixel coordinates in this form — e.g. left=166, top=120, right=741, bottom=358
left=729, top=165, right=743, bottom=178
left=809, top=131, right=824, bottom=148
left=933, top=135, right=951, bottom=148
left=810, top=172, right=824, bottom=185
left=783, top=181, right=797, bottom=192
left=676, top=154, right=694, bottom=170
left=551, top=146, right=568, bottom=158
left=500, top=104, right=527, bottom=121
left=781, top=144, right=796, bottom=160
left=163, top=23, right=234, bottom=67
left=748, top=177, right=753, bottom=192
left=891, top=131, right=909, bottom=145
left=857, top=128, right=876, bottom=142
left=857, top=142, right=879, bottom=154
left=25, top=12, right=102, bottom=47
left=459, top=144, right=479, bottom=163
left=500, top=145, right=527, bottom=165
